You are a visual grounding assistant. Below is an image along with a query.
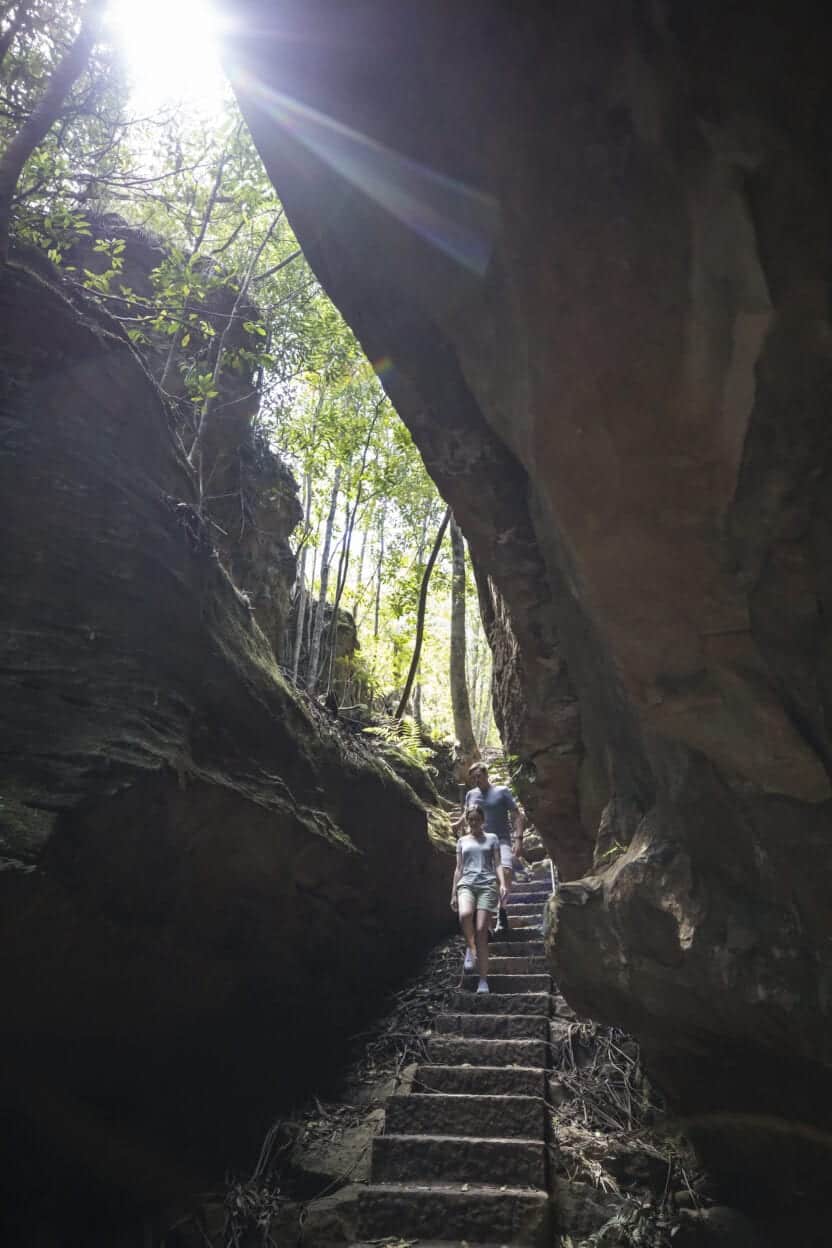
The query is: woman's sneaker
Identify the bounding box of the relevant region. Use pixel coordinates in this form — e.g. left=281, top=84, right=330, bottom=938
left=476, top=978, right=490, bottom=993
left=463, top=948, right=476, bottom=972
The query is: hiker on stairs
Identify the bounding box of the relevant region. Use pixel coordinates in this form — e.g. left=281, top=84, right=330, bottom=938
left=460, top=761, right=523, bottom=934
left=450, top=804, right=507, bottom=994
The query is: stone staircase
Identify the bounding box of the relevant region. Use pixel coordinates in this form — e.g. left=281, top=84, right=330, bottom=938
left=355, top=871, right=556, bottom=1246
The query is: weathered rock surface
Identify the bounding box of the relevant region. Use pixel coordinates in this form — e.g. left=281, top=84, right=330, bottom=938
left=63, top=214, right=302, bottom=652
left=0, top=266, right=452, bottom=1232
left=226, top=0, right=832, bottom=1210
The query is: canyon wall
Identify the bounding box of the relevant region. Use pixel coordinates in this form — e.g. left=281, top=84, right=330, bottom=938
left=0, top=265, right=453, bottom=1229
left=226, top=0, right=832, bottom=1212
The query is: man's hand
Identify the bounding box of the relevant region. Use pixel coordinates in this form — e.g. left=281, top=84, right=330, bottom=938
left=499, top=885, right=508, bottom=904
left=450, top=894, right=458, bottom=911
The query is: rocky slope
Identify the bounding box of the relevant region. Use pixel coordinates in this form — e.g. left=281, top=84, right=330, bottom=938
left=0, top=265, right=453, bottom=1234
left=226, top=0, right=832, bottom=1217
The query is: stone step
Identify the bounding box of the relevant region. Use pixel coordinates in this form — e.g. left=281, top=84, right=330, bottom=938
left=487, top=955, right=548, bottom=974
left=487, top=940, right=544, bottom=959
left=353, top=1242, right=528, bottom=1248
left=504, top=903, right=546, bottom=920
left=372, top=1132, right=546, bottom=1187
left=411, top=1064, right=546, bottom=1098
left=460, top=973, right=552, bottom=994
left=428, top=1036, right=548, bottom=1068
left=496, top=923, right=543, bottom=939
left=509, top=887, right=552, bottom=901
left=450, top=990, right=550, bottom=1016
left=435, top=1012, right=548, bottom=1041
left=384, top=1092, right=544, bottom=1140
left=358, top=1183, right=550, bottom=1244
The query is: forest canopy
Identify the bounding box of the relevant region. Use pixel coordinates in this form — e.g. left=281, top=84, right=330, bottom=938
left=0, top=0, right=496, bottom=748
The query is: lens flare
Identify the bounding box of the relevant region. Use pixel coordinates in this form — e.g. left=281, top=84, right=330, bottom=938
left=230, top=67, right=500, bottom=276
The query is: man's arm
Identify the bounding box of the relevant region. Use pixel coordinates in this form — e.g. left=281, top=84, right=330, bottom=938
left=494, top=839, right=507, bottom=901
left=450, top=788, right=472, bottom=833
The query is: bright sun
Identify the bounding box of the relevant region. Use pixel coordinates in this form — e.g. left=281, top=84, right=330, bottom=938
left=106, top=0, right=228, bottom=115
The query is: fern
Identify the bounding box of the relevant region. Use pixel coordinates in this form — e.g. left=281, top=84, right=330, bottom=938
left=363, top=715, right=435, bottom=769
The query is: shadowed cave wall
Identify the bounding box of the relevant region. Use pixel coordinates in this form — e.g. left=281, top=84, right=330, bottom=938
left=225, top=0, right=832, bottom=1213
left=0, top=264, right=454, bottom=1235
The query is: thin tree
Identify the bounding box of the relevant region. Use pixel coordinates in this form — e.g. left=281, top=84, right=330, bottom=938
left=395, top=504, right=451, bottom=720
left=187, top=208, right=284, bottom=494
left=306, top=464, right=341, bottom=691
left=291, top=469, right=313, bottom=683
left=324, top=402, right=380, bottom=691
left=449, top=516, right=479, bottom=766
left=352, top=520, right=368, bottom=627
left=0, top=0, right=105, bottom=260
left=410, top=504, right=430, bottom=729
left=158, top=123, right=244, bottom=396
left=373, top=500, right=386, bottom=640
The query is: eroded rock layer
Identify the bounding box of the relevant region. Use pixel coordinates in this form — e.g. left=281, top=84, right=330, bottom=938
left=226, top=0, right=832, bottom=1208
left=0, top=267, right=452, bottom=1227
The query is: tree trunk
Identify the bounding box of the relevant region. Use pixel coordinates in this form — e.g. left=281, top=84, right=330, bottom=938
left=352, top=520, right=368, bottom=626
left=449, top=516, right=479, bottom=765
left=291, top=470, right=313, bottom=683
left=0, top=0, right=104, bottom=261
left=324, top=405, right=379, bottom=690
left=324, top=494, right=352, bottom=692
left=158, top=126, right=243, bottom=396
left=306, top=466, right=341, bottom=691
left=469, top=619, right=482, bottom=729
left=187, top=209, right=283, bottom=493
left=306, top=534, right=318, bottom=666
left=476, top=636, right=493, bottom=744
left=374, top=500, right=386, bottom=640
left=395, top=505, right=451, bottom=720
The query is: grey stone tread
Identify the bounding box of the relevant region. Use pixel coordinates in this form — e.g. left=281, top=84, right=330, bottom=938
left=503, top=903, right=546, bottom=920
left=372, top=1132, right=546, bottom=1186
left=362, top=873, right=554, bottom=1247
left=460, top=974, right=551, bottom=994
left=411, top=1063, right=545, bottom=1097
left=435, top=1012, right=548, bottom=1040
left=486, top=955, right=548, bottom=974
left=486, top=941, right=544, bottom=959
left=384, top=1092, right=544, bottom=1139
left=357, top=1183, right=549, bottom=1243
left=450, top=990, right=550, bottom=1016
left=352, top=1240, right=535, bottom=1247
left=428, top=1036, right=548, bottom=1067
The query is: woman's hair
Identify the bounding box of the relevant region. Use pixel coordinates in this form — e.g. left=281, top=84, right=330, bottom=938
left=466, top=805, right=485, bottom=834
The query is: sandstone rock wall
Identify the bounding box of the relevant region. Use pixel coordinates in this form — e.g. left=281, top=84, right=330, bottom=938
left=63, top=215, right=302, bottom=653
left=0, top=266, right=453, bottom=1226
left=226, top=0, right=832, bottom=1208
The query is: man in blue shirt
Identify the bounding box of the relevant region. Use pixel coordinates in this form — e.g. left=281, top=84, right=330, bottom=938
left=459, top=762, right=523, bottom=933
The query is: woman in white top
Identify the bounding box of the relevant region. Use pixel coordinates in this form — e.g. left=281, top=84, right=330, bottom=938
left=450, top=805, right=507, bottom=992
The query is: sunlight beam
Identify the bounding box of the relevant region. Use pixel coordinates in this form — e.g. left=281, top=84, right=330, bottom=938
left=229, top=67, right=500, bottom=277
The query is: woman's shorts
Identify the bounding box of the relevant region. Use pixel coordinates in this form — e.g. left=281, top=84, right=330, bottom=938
left=498, top=841, right=513, bottom=869
left=457, top=881, right=499, bottom=913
